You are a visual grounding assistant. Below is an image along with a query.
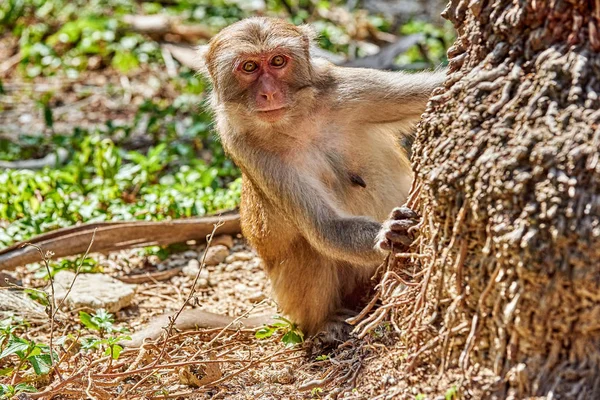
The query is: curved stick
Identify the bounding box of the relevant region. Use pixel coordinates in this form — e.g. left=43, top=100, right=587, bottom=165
left=0, top=213, right=241, bottom=271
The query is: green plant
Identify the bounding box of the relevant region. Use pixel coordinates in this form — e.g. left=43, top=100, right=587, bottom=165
left=445, top=386, right=459, bottom=400
left=0, top=383, right=38, bottom=399
left=80, top=335, right=130, bottom=360
left=31, top=257, right=101, bottom=279
left=0, top=336, right=57, bottom=376
left=254, top=316, right=304, bottom=347
left=79, top=309, right=126, bottom=336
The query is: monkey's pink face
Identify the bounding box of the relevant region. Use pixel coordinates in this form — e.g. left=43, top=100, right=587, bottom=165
left=234, top=53, right=292, bottom=123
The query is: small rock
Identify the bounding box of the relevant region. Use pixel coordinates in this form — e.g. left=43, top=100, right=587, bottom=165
left=52, top=271, right=136, bottom=313
left=147, top=255, right=161, bottom=265
left=203, top=245, right=229, bottom=266
left=183, top=261, right=211, bottom=286
left=225, top=251, right=254, bottom=263
left=211, top=234, right=234, bottom=249
left=157, top=257, right=187, bottom=271
left=195, top=278, right=210, bottom=289
left=225, top=261, right=245, bottom=272
left=183, top=259, right=201, bottom=278
left=269, top=366, right=295, bottom=384
left=234, top=283, right=248, bottom=293
left=381, top=375, right=396, bottom=386
left=247, top=291, right=266, bottom=302
left=182, top=250, right=199, bottom=259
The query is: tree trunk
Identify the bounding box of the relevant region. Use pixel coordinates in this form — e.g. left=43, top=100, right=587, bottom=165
left=406, top=0, right=600, bottom=397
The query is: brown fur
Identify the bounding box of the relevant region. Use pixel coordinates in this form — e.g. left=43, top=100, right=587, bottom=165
left=199, top=17, right=446, bottom=339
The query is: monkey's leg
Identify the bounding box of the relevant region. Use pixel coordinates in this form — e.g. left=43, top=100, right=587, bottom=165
left=377, top=206, right=420, bottom=252
left=269, top=253, right=344, bottom=341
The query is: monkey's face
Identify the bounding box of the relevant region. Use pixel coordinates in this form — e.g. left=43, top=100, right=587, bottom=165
left=232, top=52, right=294, bottom=123
left=201, top=18, right=316, bottom=125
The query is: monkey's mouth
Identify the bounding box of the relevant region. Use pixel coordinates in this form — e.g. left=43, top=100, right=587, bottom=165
left=256, top=107, right=287, bottom=122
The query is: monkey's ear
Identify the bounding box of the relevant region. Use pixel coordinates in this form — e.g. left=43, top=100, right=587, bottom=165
left=196, top=44, right=210, bottom=77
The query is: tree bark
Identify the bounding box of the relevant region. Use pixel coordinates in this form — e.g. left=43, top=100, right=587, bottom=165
left=406, top=0, right=600, bottom=397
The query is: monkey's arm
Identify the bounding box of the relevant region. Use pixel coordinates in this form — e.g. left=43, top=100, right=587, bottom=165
left=289, top=181, right=384, bottom=265
left=333, top=67, right=446, bottom=125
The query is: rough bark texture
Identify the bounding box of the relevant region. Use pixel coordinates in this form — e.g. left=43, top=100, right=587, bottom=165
left=403, top=0, right=600, bottom=398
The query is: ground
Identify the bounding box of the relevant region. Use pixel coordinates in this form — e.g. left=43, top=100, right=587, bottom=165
left=3, top=233, right=486, bottom=399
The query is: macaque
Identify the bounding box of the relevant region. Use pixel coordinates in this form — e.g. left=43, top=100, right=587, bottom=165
left=199, top=18, right=445, bottom=341
left=124, top=18, right=445, bottom=348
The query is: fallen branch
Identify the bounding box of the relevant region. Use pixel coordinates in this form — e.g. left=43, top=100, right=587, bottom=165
left=0, top=212, right=241, bottom=270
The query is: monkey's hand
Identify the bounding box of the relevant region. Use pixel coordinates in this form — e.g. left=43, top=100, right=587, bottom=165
left=376, top=206, right=420, bottom=253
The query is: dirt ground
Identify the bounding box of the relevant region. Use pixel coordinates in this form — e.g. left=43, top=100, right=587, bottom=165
left=2, top=233, right=488, bottom=400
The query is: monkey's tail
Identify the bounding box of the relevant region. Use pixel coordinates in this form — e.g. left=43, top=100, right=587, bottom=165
left=121, top=309, right=274, bottom=348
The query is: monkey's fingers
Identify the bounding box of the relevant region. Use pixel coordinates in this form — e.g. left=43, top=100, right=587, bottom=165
left=387, top=219, right=418, bottom=232
left=384, top=230, right=413, bottom=247
left=378, top=239, right=393, bottom=252
left=390, top=206, right=419, bottom=220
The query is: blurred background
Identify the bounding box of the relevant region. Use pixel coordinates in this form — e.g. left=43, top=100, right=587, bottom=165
left=0, top=0, right=452, bottom=249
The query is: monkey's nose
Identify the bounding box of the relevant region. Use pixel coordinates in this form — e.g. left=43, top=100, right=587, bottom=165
left=260, top=91, right=276, bottom=101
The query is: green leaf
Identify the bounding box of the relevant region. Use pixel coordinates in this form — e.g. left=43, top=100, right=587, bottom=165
left=272, top=315, right=293, bottom=325
left=104, top=344, right=123, bottom=360
left=445, top=386, right=458, bottom=400
left=112, top=51, right=139, bottom=73
left=315, top=354, right=330, bottom=361
left=28, top=354, right=52, bottom=375
left=0, top=337, right=30, bottom=360
left=0, top=384, right=11, bottom=396
left=255, top=326, right=276, bottom=339
left=281, top=330, right=304, bottom=347
left=79, top=311, right=99, bottom=331
left=81, top=337, right=101, bottom=350
left=14, top=383, right=37, bottom=393
left=43, top=106, right=53, bottom=129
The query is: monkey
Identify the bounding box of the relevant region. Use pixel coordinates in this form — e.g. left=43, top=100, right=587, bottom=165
left=123, top=17, right=445, bottom=348
left=198, top=18, right=445, bottom=341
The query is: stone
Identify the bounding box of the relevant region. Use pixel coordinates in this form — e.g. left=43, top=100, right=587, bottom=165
left=182, top=250, right=199, bottom=259
left=247, top=291, right=266, bottom=303
left=225, top=261, right=245, bottom=272
left=183, top=260, right=211, bottom=287
left=195, top=278, right=210, bottom=289
left=234, top=283, right=248, bottom=293
left=157, top=257, right=187, bottom=271
left=203, top=245, right=229, bottom=266
left=225, top=251, right=255, bottom=263
left=269, top=366, right=295, bottom=384
left=183, top=259, right=201, bottom=278
left=52, top=271, right=136, bottom=313
left=211, top=234, right=234, bottom=249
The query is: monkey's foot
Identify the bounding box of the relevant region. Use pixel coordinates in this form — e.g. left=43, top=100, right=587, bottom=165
left=307, top=312, right=355, bottom=352
left=377, top=206, right=420, bottom=253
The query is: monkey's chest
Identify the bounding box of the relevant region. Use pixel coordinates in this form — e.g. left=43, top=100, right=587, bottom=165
left=317, top=145, right=409, bottom=221
left=318, top=155, right=378, bottom=213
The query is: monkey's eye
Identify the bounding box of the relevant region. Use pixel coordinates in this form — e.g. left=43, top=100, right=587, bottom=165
left=242, top=61, right=258, bottom=73
left=270, top=55, right=286, bottom=68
